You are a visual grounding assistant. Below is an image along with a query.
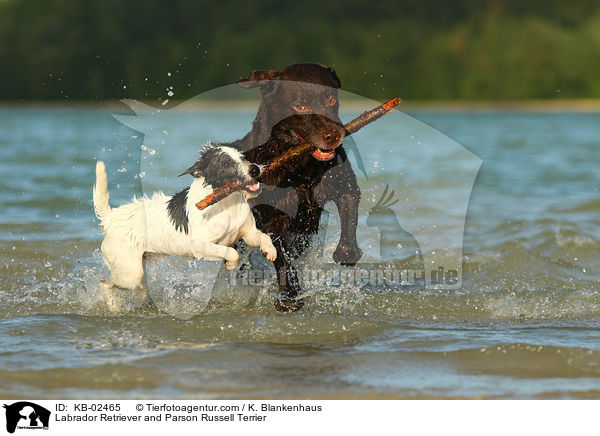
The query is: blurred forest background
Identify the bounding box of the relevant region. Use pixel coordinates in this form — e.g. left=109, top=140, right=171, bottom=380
left=1, top=0, right=599, bottom=101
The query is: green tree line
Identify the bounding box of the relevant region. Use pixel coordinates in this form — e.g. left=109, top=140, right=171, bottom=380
left=1, top=0, right=599, bottom=100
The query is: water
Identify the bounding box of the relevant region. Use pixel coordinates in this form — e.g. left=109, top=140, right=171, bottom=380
left=1, top=102, right=599, bottom=399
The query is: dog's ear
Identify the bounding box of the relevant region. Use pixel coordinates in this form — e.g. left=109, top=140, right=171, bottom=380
left=179, top=155, right=207, bottom=178
left=236, top=69, right=281, bottom=89
left=179, top=163, right=201, bottom=178
left=327, top=66, right=341, bottom=88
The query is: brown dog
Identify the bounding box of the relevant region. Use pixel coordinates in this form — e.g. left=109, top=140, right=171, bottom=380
left=230, top=63, right=362, bottom=312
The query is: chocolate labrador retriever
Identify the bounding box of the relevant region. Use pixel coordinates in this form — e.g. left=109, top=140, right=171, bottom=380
left=230, top=63, right=362, bottom=312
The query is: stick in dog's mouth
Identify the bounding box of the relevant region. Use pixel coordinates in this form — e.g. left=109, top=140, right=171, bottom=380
left=195, top=98, right=401, bottom=211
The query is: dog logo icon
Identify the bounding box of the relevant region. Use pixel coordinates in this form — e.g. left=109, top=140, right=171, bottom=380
left=3, top=402, right=50, bottom=433
left=367, top=183, right=423, bottom=262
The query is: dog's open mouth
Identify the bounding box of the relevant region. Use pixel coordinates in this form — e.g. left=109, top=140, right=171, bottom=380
left=290, top=130, right=338, bottom=161
left=244, top=181, right=261, bottom=192
left=289, top=129, right=338, bottom=161
left=311, top=148, right=336, bottom=161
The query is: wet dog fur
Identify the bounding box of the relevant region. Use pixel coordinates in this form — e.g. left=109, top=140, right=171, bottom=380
left=229, top=63, right=362, bottom=312
left=93, top=144, right=276, bottom=311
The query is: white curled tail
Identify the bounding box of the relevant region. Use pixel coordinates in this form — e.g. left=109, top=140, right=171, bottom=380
left=93, top=161, right=111, bottom=222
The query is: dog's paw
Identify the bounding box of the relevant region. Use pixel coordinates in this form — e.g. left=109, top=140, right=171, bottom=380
left=99, top=280, right=147, bottom=314
left=333, top=243, right=363, bottom=266
left=261, top=243, right=277, bottom=262
left=225, top=248, right=240, bottom=270
left=99, top=280, right=122, bottom=313
left=225, top=259, right=239, bottom=270
left=274, top=296, right=305, bottom=313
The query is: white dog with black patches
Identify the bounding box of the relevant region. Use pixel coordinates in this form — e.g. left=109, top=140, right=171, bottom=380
left=93, top=144, right=276, bottom=297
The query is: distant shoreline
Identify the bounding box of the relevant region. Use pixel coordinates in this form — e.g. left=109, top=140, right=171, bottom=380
left=2, top=99, right=600, bottom=113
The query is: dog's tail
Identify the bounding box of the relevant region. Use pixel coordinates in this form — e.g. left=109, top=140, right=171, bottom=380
left=93, top=161, right=112, bottom=222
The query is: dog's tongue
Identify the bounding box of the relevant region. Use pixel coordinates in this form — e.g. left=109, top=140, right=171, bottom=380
left=246, top=182, right=260, bottom=191
left=311, top=148, right=335, bottom=161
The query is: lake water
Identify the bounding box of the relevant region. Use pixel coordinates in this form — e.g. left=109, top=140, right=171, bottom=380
left=1, top=100, right=599, bottom=399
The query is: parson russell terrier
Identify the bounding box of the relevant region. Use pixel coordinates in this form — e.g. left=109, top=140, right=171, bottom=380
left=93, top=144, right=277, bottom=304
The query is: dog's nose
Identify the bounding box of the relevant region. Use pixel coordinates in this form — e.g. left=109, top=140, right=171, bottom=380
left=249, top=164, right=262, bottom=178
left=322, top=128, right=341, bottom=147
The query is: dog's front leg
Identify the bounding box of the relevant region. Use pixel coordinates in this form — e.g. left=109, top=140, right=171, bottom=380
left=256, top=211, right=304, bottom=312
left=192, top=241, right=239, bottom=270
left=333, top=187, right=362, bottom=265
left=271, top=234, right=304, bottom=312
left=242, top=228, right=277, bottom=261
left=317, top=149, right=363, bottom=265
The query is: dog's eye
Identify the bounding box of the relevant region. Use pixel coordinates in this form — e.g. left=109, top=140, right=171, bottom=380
left=293, top=103, right=309, bottom=112
left=326, top=96, right=337, bottom=106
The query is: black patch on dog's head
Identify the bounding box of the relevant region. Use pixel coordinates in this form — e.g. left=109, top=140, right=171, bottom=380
left=167, top=187, right=189, bottom=234
left=180, top=146, right=244, bottom=189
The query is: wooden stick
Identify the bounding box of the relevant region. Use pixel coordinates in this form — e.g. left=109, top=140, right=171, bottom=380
left=264, top=133, right=312, bottom=174
left=194, top=180, right=243, bottom=210
left=195, top=97, right=401, bottom=211
left=344, top=97, right=402, bottom=135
